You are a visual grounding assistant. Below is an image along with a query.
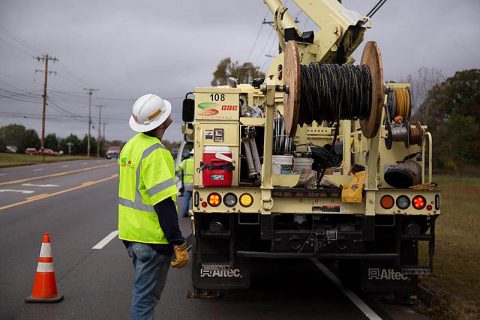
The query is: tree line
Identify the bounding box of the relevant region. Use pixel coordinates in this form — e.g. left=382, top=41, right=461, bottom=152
left=413, top=69, right=480, bottom=173
left=0, top=124, right=123, bottom=156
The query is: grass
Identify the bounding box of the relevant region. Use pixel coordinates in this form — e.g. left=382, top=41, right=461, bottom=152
left=416, top=175, right=480, bottom=320
left=0, top=153, right=93, bottom=168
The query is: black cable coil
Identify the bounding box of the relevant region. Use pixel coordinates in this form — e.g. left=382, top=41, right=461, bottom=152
left=299, top=63, right=372, bottom=125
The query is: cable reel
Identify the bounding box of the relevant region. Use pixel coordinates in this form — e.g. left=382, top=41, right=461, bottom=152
left=283, top=41, right=384, bottom=138
left=386, top=87, right=411, bottom=122
left=385, top=120, right=424, bottom=150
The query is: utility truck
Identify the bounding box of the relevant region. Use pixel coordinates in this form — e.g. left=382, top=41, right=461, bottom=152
left=181, top=0, right=440, bottom=300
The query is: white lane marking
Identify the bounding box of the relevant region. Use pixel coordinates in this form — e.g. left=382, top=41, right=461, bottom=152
left=33, top=168, right=44, bottom=172
left=312, top=259, right=382, bottom=320
left=61, top=165, right=69, bottom=168
left=92, top=230, right=119, bottom=250
left=0, top=189, right=34, bottom=194
left=22, top=183, right=59, bottom=187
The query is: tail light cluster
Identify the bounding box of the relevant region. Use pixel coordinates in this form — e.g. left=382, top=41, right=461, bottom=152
left=201, top=192, right=253, bottom=208
left=380, top=194, right=435, bottom=211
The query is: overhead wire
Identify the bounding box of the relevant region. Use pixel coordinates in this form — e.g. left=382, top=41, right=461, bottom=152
left=366, top=0, right=388, bottom=18
left=0, top=23, right=42, bottom=54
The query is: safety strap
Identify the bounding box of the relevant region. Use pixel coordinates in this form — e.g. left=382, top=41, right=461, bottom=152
left=200, top=162, right=235, bottom=171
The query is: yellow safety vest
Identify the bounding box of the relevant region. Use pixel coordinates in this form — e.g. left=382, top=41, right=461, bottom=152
left=118, top=133, right=177, bottom=244
left=176, top=157, right=194, bottom=188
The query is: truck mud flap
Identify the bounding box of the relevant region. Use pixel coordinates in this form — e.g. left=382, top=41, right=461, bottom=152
left=192, top=256, right=250, bottom=290
left=361, top=260, right=417, bottom=293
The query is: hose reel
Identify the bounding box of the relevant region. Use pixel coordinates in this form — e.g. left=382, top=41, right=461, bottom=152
left=384, top=87, right=422, bottom=149
left=283, top=41, right=384, bottom=138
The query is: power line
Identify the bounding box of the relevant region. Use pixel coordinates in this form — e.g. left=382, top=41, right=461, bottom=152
left=56, top=61, right=92, bottom=87
left=0, top=111, right=127, bottom=123
left=0, top=36, right=35, bottom=58
left=0, top=23, right=42, bottom=54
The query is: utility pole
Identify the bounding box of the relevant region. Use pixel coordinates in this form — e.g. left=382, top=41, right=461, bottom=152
left=83, top=88, right=98, bottom=157
left=103, top=122, right=106, bottom=143
left=34, top=54, right=58, bottom=151
left=96, top=104, right=105, bottom=158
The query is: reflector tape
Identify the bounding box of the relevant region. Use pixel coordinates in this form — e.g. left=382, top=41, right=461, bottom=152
left=39, top=243, right=52, bottom=258
left=37, top=262, right=55, bottom=273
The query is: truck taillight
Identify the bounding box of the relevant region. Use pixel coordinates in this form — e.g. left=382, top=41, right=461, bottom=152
left=380, top=195, right=394, bottom=209
left=412, top=195, right=426, bottom=210
left=396, top=195, right=410, bottom=210
left=223, top=193, right=237, bottom=207
left=239, top=193, right=253, bottom=207
left=207, top=193, right=221, bottom=207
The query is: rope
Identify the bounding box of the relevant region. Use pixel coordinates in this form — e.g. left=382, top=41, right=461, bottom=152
left=392, top=88, right=411, bottom=120
left=299, top=64, right=372, bottom=126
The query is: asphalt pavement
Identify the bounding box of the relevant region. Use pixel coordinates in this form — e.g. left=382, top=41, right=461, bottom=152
left=0, top=160, right=426, bottom=320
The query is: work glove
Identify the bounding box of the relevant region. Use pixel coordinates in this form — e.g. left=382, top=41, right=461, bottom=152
left=171, top=240, right=189, bottom=268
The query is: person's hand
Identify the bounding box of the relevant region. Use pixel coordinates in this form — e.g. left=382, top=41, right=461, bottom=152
left=171, top=241, right=189, bottom=268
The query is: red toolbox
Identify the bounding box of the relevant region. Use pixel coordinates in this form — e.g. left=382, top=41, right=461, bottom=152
left=202, top=146, right=234, bottom=187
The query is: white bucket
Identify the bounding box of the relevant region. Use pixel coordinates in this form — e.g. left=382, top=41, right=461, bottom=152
left=272, top=155, right=294, bottom=175
left=294, top=157, right=314, bottom=172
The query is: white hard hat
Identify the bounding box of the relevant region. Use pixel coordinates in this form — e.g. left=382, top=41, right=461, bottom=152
left=129, top=94, right=172, bottom=133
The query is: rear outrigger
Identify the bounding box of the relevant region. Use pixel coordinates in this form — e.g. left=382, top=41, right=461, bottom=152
left=182, top=0, right=440, bottom=300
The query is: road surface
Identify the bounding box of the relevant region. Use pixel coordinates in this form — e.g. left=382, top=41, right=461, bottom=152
left=0, top=160, right=427, bottom=320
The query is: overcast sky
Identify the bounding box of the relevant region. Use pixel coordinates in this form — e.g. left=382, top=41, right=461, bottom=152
left=1, top=0, right=479, bottom=144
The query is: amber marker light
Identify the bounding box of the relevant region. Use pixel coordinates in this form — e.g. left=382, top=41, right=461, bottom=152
left=207, top=193, right=222, bottom=207
left=239, top=193, right=253, bottom=207
left=380, top=195, right=394, bottom=209
left=412, top=195, right=426, bottom=210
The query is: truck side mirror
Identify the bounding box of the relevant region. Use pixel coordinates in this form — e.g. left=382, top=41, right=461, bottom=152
left=182, top=92, right=195, bottom=122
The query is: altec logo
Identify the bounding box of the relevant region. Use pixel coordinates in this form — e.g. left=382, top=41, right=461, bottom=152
left=200, top=264, right=242, bottom=278
left=368, top=268, right=408, bottom=281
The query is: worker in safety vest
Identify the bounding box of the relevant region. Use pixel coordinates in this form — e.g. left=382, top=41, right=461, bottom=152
left=175, top=149, right=194, bottom=217
left=118, top=94, right=189, bottom=320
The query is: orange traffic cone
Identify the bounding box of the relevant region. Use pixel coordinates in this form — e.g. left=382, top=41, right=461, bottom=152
left=25, top=232, right=63, bottom=303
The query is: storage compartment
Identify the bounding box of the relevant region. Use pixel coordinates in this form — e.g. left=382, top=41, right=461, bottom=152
left=202, top=146, right=234, bottom=187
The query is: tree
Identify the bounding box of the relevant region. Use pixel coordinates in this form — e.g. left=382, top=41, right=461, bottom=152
left=80, top=134, right=97, bottom=156
left=416, top=69, right=480, bottom=170
left=59, top=134, right=81, bottom=155
left=405, top=67, right=445, bottom=116
left=0, top=124, right=40, bottom=153
left=20, top=129, right=40, bottom=152
left=211, top=58, right=265, bottom=86
left=45, top=133, right=59, bottom=150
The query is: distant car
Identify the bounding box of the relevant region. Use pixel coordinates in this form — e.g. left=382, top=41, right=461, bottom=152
left=25, top=148, right=37, bottom=155
left=36, top=148, right=58, bottom=156
left=106, top=146, right=121, bottom=159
